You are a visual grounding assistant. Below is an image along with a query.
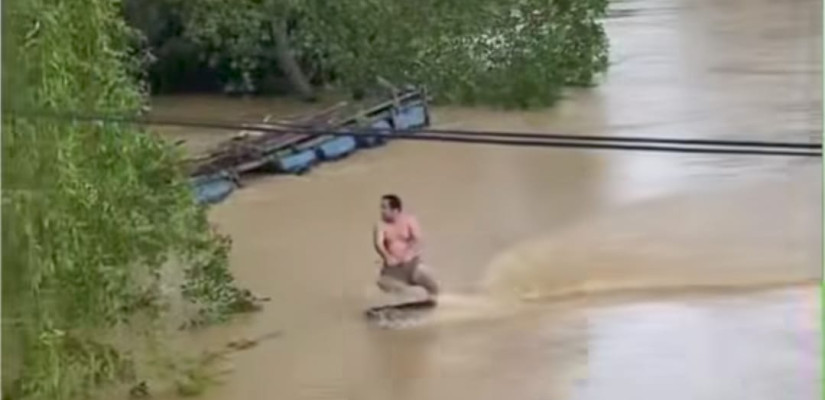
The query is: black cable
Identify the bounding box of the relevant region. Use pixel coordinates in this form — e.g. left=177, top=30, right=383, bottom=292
left=230, top=115, right=821, bottom=150
left=424, top=127, right=820, bottom=150
left=377, top=134, right=821, bottom=157
left=6, top=110, right=822, bottom=157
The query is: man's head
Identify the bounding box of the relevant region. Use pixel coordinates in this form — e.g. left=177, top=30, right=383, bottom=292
left=380, top=194, right=403, bottom=221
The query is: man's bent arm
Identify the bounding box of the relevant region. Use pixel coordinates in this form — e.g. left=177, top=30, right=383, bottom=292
left=407, top=217, right=423, bottom=257
left=373, top=225, right=390, bottom=263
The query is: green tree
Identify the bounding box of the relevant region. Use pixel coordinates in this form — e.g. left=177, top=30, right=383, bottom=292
left=157, top=0, right=608, bottom=107
left=170, top=0, right=317, bottom=99
left=2, top=0, right=252, bottom=398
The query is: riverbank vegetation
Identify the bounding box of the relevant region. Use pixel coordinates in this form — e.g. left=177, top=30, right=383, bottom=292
left=125, top=0, right=609, bottom=108
left=2, top=0, right=257, bottom=399
left=2, top=0, right=609, bottom=399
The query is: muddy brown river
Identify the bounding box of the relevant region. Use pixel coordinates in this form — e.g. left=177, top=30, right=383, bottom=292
left=152, top=0, right=822, bottom=398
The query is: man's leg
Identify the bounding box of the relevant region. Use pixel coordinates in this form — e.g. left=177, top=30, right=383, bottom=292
left=376, top=274, right=408, bottom=294
left=411, top=262, right=440, bottom=298
left=377, top=263, right=414, bottom=294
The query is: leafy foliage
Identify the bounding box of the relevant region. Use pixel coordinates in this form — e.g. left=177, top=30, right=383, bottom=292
left=302, top=0, right=610, bottom=107
left=2, top=0, right=253, bottom=398
left=130, top=0, right=609, bottom=107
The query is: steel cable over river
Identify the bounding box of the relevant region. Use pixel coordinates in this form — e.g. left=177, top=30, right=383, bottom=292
left=9, top=110, right=822, bottom=157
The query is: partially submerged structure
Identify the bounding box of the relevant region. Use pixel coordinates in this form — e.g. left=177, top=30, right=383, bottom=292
left=187, top=88, right=430, bottom=204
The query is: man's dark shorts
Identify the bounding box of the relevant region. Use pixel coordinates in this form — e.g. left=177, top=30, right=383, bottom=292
left=380, top=257, right=421, bottom=285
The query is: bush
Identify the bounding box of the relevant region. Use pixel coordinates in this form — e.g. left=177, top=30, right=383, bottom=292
left=130, top=0, right=609, bottom=107
left=2, top=0, right=252, bottom=398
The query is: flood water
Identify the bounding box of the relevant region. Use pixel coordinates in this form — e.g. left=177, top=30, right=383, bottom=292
left=153, top=0, right=822, bottom=398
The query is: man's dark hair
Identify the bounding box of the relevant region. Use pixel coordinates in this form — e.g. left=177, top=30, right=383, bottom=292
left=381, top=194, right=402, bottom=211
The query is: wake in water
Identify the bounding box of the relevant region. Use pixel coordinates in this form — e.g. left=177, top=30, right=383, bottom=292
left=419, top=293, right=522, bottom=325
left=481, top=171, right=820, bottom=303
left=364, top=278, right=524, bottom=328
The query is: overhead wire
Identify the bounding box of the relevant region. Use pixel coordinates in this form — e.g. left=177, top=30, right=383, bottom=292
left=6, top=109, right=822, bottom=157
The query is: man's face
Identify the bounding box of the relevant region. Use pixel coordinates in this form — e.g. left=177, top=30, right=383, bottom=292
left=380, top=199, right=397, bottom=221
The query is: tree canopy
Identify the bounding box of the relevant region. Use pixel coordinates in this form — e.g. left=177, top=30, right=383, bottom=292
left=126, top=0, right=609, bottom=107
left=3, top=0, right=252, bottom=398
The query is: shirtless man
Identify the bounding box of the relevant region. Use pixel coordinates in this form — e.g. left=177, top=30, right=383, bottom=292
left=374, top=194, right=439, bottom=301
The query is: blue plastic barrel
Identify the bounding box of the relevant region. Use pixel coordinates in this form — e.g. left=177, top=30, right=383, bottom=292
left=272, top=149, right=317, bottom=174
left=359, top=119, right=391, bottom=148
left=191, top=173, right=236, bottom=205
left=393, top=104, right=427, bottom=130
left=317, top=136, right=357, bottom=160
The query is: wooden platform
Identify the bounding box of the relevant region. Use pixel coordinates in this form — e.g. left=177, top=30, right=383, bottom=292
left=187, top=88, right=431, bottom=205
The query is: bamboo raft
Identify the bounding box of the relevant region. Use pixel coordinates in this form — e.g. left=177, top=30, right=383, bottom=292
left=188, top=88, right=431, bottom=205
